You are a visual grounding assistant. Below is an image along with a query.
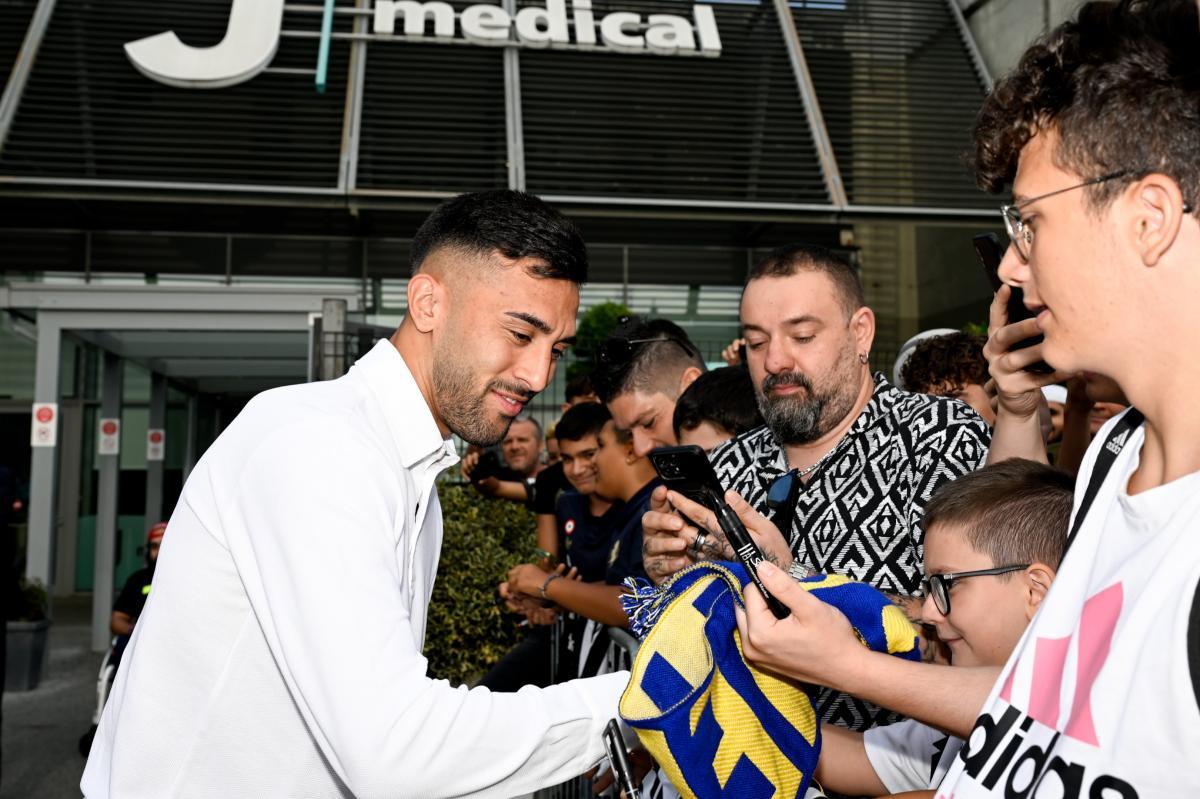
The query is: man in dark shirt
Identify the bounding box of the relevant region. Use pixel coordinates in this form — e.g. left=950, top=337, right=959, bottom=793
left=110, top=522, right=166, bottom=661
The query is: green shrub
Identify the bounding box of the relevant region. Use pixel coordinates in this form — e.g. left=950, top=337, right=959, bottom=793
left=425, top=486, right=540, bottom=684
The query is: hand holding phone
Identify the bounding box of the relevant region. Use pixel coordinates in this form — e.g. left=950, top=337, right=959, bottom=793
left=603, top=720, right=640, bottom=799
left=973, top=233, right=1052, bottom=373
left=648, top=447, right=790, bottom=619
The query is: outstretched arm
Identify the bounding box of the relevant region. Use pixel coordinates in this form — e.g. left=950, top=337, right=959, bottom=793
left=736, top=561, right=999, bottom=738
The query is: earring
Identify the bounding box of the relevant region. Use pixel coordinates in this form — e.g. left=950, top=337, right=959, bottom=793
left=858, top=353, right=868, bottom=364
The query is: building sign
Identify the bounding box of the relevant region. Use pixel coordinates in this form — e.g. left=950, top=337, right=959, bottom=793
left=125, top=0, right=721, bottom=90
left=147, top=429, right=166, bottom=462
left=98, top=418, right=121, bottom=457
left=30, top=403, right=57, bottom=448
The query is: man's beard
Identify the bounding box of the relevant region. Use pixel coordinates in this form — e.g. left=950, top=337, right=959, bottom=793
left=432, top=349, right=533, bottom=446
left=756, top=348, right=862, bottom=445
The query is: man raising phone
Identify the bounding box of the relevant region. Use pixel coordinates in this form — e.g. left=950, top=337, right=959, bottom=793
left=83, top=191, right=629, bottom=799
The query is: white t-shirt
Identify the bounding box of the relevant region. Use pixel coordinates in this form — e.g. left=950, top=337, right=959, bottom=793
left=937, top=410, right=1200, bottom=798
left=865, top=719, right=963, bottom=792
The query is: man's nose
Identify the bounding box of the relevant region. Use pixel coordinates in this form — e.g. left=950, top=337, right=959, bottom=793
left=632, top=429, right=654, bottom=458
left=998, top=239, right=1029, bottom=287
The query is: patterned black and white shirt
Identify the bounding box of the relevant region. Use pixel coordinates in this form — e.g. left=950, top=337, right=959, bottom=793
left=709, top=374, right=990, bottom=731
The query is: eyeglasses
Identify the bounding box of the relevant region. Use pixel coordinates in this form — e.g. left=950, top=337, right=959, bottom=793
left=597, top=335, right=697, bottom=366
left=1001, top=170, right=1195, bottom=262
left=921, top=564, right=1029, bottom=616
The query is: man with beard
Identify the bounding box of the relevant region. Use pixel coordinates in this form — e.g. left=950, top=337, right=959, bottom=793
left=82, top=191, right=631, bottom=799
left=643, top=243, right=990, bottom=731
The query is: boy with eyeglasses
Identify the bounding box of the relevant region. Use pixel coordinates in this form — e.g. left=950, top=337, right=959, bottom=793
left=810, top=459, right=1072, bottom=797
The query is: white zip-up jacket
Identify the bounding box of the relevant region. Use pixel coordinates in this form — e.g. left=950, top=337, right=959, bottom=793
left=82, top=339, right=627, bottom=798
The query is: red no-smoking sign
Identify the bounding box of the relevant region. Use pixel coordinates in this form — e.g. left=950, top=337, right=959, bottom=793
left=147, top=428, right=166, bottom=462
left=31, top=403, right=58, bottom=448
left=98, top=418, right=121, bottom=456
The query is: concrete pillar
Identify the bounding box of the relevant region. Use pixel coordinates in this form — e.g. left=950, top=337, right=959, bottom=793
left=52, top=399, right=84, bottom=598
left=143, top=373, right=167, bottom=529
left=91, top=351, right=123, bottom=652
left=183, top=394, right=198, bottom=483
left=25, top=316, right=61, bottom=594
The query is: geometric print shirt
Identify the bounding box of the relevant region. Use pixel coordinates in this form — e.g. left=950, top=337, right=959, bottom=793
left=710, top=373, right=990, bottom=597
left=709, top=374, right=990, bottom=734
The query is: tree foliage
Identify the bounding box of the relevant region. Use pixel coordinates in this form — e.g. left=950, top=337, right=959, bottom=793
left=424, top=486, right=541, bottom=685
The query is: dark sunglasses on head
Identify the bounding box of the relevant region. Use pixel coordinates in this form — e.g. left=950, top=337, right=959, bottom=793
left=597, top=335, right=697, bottom=366
left=921, top=564, right=1029, bottom=616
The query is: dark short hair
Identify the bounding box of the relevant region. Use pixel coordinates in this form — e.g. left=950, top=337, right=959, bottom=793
left=901, top=332, right=989, bottom=394
left=673, top=367, right=764, bottom=440
left=593, top=316, right=706, bottom=404
left=923, top=459, right=1075, bottom=570
left=555, top=402, right=610, bottom=443
left=564, top=372, right=597, bottom=404
left=973, top=0, right=1200, bottom=214
left=410, top=190, right=588, bottom=283
left=745, top=244, right=865, bottom=318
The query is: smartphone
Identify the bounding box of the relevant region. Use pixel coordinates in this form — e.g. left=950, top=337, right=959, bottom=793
left=647, top=445, right=725, bottom=517
left=973, top=233, right=1052, bottom=373
left=603, top=719, right=640, bottom=799
left=648, top=446, right=790, bottom=619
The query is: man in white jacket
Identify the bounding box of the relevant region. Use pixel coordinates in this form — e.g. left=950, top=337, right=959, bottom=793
left=82, top=190, right=629, bottom=799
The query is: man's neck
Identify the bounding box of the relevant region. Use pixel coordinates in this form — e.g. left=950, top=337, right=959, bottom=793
left=781, top=366, right=874, bottom=475
left=587, top=494, right=614, bottom=516
left=391, top=325, right=448, bottom=436
left=616, top=467, right=658, bottom=503
left=1122, top=369, right=1200, bottom=494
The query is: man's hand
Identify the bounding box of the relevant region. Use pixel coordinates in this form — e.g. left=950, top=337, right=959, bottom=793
left=460, top=451, right=501, bottom=496
left=508, top=562, right=555, bottom=598
left=735, top=560, right=864, bottom=688
left=721, top=337, right=746, bottom=367
left=984, top=286, right=1068, bottom=419
left=641, top=485, right=698, bottom=584
left=666, top=489, right=794, bottom=572
left=588, top=747, right=656, bottom=797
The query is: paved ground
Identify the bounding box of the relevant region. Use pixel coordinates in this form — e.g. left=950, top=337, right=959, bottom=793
left=3, top=597, right=98, bottom=799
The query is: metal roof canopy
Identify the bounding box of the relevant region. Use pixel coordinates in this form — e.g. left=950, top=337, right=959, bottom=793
left=2, top=283, right=362, bottom=395
left=3, top=283, right=362, bottom=647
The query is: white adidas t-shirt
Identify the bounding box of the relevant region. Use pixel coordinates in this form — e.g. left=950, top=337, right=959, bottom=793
left=937, top=411, right=1200, bottom=798
left=864, top=719, right=963, bottom=792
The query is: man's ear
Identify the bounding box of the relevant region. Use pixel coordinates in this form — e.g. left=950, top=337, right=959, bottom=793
left=406, top=272, right=445, bottom=334
left=1127, top=173, right=1188, bottom=268
left=850, top=306, right=876, bottom=359
left=1023, top=562, right=1057, bottom=620
left=677, top=366, right=703, bottom=396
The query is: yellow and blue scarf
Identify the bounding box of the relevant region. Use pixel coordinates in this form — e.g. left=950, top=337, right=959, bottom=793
left=619, top=562, right=919, bottom=799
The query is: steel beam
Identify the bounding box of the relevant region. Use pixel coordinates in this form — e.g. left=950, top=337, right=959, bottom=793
left=501, top=0, right=526, bottom=190
left=946, top=0, right=993, bottom=91
left=339, top=0, right=370, bottom=194
left=92, top=351, right=122, bottom=652
left=0, top=0, right=58, bottom=155
left=771, top=0, right=848, bottom=208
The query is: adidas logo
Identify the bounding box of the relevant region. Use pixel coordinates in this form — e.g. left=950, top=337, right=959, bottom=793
left=1105, top=429, right=1130, bottom=455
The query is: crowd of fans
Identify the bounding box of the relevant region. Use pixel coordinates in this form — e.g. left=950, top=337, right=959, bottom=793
left=456, top=1, right=1200, bottom=795
left=89, top=1, right=1196, bottom=796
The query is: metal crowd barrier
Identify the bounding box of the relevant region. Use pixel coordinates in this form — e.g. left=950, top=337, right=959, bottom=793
left=533, top=626, right=642, bottom=799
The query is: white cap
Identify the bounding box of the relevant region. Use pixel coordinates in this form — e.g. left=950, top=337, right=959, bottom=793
left=1041, top=384, right=1068, bottom=405
left=891, top=328, right=959, bottom=389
